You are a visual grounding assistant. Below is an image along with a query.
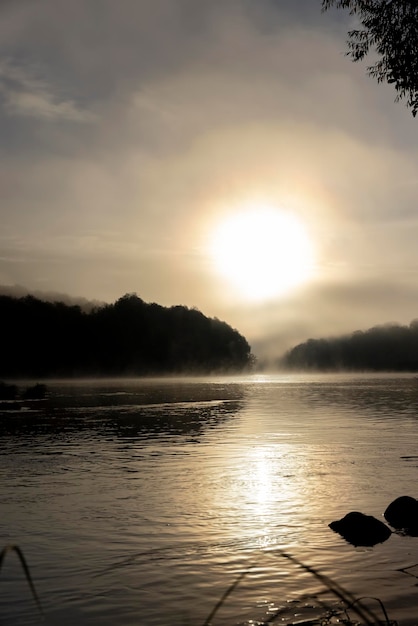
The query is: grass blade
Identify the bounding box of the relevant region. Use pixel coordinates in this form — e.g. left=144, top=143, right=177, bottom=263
left=0, top=544, right=44, bottom=618
left=201, top=567, right=253, bottom=626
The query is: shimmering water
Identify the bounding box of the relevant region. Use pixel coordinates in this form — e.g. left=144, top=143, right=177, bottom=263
left=2, top=373, right=418, bottom=625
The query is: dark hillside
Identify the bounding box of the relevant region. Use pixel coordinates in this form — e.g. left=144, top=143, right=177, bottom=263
left=282, top=320, right=418, bottom=371
left=0, top=293, right=254, bottom=377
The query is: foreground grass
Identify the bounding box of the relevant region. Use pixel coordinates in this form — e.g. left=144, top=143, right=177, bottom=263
left=200, top=550, right=397, bottom=626
left=0, top=544, right=44, bottom=618
left=0, top=544, right=397, bottom=625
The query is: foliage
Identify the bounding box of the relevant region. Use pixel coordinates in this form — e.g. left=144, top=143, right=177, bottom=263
left=0, top=293, right=253, bottom=377
left=282, top=319, right=418, bottom=371
left=322, top=0, right=418, bottom=116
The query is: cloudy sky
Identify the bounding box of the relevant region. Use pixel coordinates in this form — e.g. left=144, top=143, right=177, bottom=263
left=2, top=0, right=418, bottom=360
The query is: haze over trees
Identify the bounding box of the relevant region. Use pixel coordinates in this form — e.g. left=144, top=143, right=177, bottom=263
left=282, top=320, right=418, bottom=371
left=323, top=0, right=418, bottom=115
left=0, top=293, right=254, bottom=377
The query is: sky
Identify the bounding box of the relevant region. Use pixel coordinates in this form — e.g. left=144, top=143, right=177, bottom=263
left=2, top=0, right=418, bottom=362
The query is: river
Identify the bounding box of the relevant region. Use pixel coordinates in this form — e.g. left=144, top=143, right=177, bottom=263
left=1, top=373, right=418, bottom=625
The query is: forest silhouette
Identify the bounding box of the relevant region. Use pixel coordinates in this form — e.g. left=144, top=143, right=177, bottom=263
left=282, top=320, right=418, bottom=371
left=0, top=293, right=253, bottom=377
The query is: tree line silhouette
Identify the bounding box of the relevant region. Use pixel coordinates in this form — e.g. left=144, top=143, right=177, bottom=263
left=0, top=293, right=254, bottom=377
left=282, top=320, right=418, bottom=371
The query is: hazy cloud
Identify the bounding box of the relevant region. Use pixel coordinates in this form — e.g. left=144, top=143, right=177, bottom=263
left=2, top=0, right=418, bottom=360
left=0, top=60, right=94, bottom=121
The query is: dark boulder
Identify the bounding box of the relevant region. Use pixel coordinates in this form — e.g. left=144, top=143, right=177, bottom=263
left=329, top=511, right=392, bottom=546
left=384, top=496, right=418, bottom=535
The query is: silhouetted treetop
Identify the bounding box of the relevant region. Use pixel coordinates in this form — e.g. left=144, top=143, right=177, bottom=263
left=0, top=293, right=254, bottom=377
left=282, top=319, right=418, bottom=371
left=323, top=0, right=418, bottom=116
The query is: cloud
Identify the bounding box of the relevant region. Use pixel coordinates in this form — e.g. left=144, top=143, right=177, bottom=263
left=0, top=60, right=94, bottom=121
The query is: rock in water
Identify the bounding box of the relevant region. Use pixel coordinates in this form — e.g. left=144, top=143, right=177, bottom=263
left=329, top=511, right=392, bottom=546
left=384, top=496, right=418, bottom=534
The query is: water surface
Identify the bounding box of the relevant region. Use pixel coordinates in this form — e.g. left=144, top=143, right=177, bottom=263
left=1, top=373, right=418, bottom=625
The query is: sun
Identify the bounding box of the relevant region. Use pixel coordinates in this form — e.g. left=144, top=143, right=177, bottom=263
left=208, top=203, right=315, bottom=302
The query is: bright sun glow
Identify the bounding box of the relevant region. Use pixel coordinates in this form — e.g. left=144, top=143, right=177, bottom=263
left=209, top=203, right=315, bottom=301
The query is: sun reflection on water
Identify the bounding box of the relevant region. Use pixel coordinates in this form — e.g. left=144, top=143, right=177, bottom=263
left=247, top=446, right=275, bottom=512
left=212, top=440, right=306, bottom=548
